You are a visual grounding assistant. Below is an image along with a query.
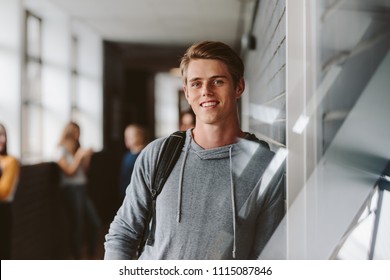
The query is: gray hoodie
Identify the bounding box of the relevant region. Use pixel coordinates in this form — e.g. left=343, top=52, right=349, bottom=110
left=104, top=129, right=285, bottom=260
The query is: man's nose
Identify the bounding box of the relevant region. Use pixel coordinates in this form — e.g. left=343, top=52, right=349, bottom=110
left=201, top=83, right=212, bottom=96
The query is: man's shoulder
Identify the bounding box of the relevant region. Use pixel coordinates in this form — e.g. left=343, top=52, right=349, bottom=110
left=244, top=132, right=271, bottom=150
left=140, top=133, right=183, bottom=160
left=141, top=136, right=167, bottom=155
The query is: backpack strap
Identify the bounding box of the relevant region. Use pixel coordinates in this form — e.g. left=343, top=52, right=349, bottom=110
left=244, top=132, right=270, bottom=150
left=140, top=131, right=186, bottom=252
left=150, top=131, right=186, bottom=200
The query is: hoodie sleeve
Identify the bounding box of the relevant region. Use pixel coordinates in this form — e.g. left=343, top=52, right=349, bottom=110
left=104, top=139, right=163, bottom=259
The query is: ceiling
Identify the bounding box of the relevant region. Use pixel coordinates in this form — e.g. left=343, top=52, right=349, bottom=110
left=25, top=0, right=256, bottom=47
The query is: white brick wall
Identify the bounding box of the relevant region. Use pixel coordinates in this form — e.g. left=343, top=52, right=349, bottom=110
left=243, top=0, right=286, bottom=150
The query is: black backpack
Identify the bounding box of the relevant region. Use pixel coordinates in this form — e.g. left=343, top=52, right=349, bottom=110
left=139, top=131, right=186, bottom=254
left=138, top=130, right=269, bottom=255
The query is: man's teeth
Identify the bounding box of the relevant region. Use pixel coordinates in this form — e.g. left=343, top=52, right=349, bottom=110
left=202, top=102, right=217, bottom=107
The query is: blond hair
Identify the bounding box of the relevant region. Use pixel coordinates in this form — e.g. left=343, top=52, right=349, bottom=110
left=180, top=41, right=244, bottom=86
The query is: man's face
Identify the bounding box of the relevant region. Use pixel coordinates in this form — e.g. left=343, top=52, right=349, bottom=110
left=183, top=59, right=244, bottom=126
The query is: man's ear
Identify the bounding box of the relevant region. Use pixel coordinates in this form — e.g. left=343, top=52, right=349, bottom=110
left=235, top=77, right=245, bottom=99
left=183, top=85, right=190, bottom=103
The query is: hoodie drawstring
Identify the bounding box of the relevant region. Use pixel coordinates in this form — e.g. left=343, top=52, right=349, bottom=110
left=229, top=145, right=237, bottom=259
left=176, top=137, right=237, bottom=258
left=177, top=137, right=191, bottom=223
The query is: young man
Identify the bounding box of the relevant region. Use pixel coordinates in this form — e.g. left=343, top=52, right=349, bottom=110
left=104, top=41, right=285, bottom=260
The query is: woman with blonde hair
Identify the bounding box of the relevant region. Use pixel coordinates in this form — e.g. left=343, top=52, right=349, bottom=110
left=0, top=123, right=20, bottom=259
left=56, top=121, right=101, bottom=259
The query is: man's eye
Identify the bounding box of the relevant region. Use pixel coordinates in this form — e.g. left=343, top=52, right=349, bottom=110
left=213, top=79, right=224, bottom=86
left=191, top=82, right=200, bottom=88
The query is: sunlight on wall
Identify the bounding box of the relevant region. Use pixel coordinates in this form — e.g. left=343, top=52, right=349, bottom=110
left=154, top=72, right=182, bottom=138
left=0, top=0, right=22, bottom=157
left=0, top=0, right=103, bottom=162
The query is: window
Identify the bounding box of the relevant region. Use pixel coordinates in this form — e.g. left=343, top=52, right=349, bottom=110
left=70, top=35, right=79, bottom=121
left=22, top=11, right=42, bottom=163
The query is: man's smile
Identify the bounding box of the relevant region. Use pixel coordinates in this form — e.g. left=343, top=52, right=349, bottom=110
left=200, top=101, right=219, bottom=108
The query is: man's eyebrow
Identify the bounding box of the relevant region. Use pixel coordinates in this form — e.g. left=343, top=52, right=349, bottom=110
left=188, top=77, right=202, bottom=83
left=188, top=75, right=228, bottom=82
left=210, top=75, right=228, bottom=80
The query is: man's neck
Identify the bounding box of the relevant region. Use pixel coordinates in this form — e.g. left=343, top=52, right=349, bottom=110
left=191, top=123, right=245, bottom=149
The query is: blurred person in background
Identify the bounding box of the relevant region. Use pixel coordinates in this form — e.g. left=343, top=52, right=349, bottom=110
left=56, top=121, right=101, bottom=259
left=119, top=124, right=149, bottom=202
left=0, top=123, right=20, bottom=259
left=179, top=109, right=196, bottom=131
